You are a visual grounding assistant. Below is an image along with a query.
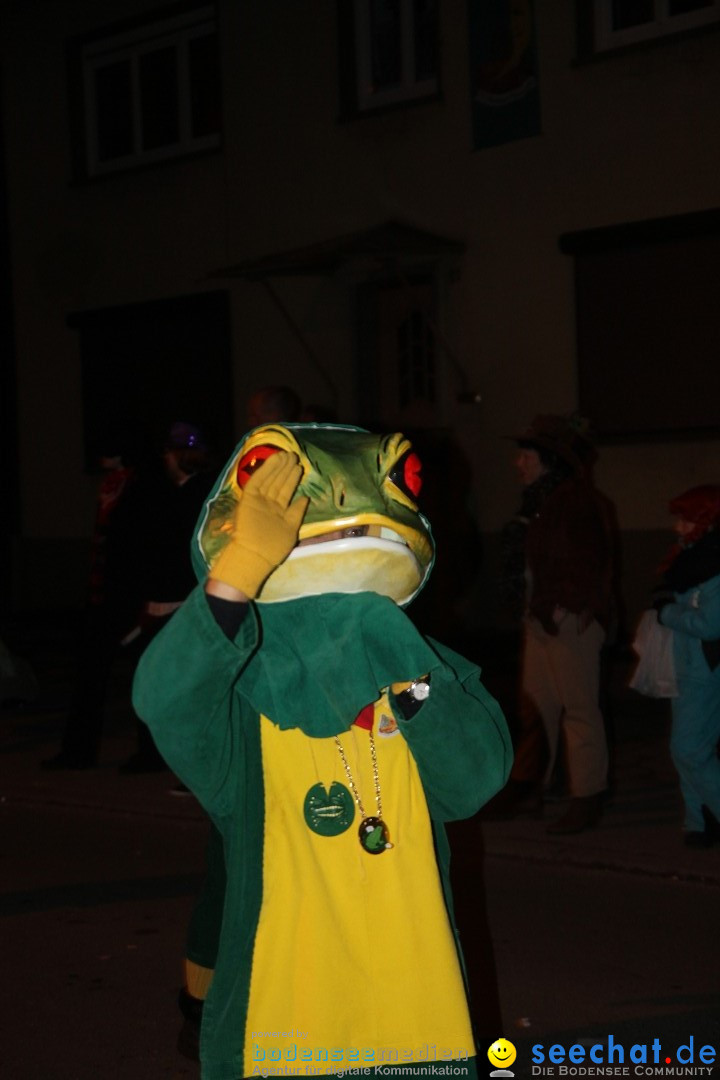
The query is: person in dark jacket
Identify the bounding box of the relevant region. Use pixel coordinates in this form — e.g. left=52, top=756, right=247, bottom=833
left=499, top=414, right=614, bottom=834
left=119, top=421, right=214, bottom=772
left=655, top=484, right=720, bottom=848
left=42, top=441, right=141, bottom=770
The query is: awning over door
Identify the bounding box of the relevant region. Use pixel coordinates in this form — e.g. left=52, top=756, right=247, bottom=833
left=207, top=221, right=474, bottom=408
left=208, top=220, right=465, bottom=280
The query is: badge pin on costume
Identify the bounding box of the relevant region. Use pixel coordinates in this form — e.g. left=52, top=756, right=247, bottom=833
left=303, top=781, right=355, bottom=837
left=335, top=730, right=393, bottom=854
left=378, top=712, right=399, bottom=736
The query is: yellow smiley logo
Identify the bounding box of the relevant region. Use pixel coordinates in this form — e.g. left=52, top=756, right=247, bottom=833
left=488, top=1038, right=517, bottom=1069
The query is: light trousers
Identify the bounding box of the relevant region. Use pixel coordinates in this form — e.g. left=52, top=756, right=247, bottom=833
left=522, top=614, right=608, bottom=798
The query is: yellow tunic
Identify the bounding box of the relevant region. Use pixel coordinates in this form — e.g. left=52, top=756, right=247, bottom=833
left=245, top=695, right=475, bottom=1075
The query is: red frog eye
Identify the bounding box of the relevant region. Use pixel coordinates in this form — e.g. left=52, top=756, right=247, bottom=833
left=235, top=445, right=281, bottom=488
left=389, top=450, right=422, bottom=500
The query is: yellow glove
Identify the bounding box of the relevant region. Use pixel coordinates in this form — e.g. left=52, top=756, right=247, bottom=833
left=209, top=451, right=309, bottom=599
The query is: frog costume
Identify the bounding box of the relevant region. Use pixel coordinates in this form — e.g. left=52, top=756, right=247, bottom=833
left=133, top=424, right=511, bottom=1080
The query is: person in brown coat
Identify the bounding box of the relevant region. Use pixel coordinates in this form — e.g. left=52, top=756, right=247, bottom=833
left=501, top=414, right=613, bottom=834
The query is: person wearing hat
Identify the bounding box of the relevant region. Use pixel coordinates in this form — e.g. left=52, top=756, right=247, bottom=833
left=654, top=485, right=720, bottom=847
left=499, top=414, right=613, bottom=834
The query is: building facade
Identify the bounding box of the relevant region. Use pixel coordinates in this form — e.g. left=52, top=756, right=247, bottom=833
left=2, top=0, right=719, bottom=624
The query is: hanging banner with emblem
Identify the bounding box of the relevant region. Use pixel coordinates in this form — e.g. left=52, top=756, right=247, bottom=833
left=468, top=0, right=542, bottom=150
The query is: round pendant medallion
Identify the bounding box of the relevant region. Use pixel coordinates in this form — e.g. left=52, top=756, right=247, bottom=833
left=358, top=816, right=393, bottom=854
left=304, top=782, right=355, bottom=836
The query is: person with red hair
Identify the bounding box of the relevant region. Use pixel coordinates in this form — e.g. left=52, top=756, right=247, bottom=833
left=655, top=484, right=720, bottom=847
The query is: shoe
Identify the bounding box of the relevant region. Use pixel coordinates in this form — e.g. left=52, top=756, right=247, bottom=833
left=118, top=752, right=168, bottom=774
left=481, top=779, right=543, bottom=821
left=684, top=830, right=713, bottom=849
left=177, top=986, right=203, bottom=1062
left=683, top=808, right=720, bottom=849
left=542, top=782, right=570, bottom=804
left=701, top=805, right=720, bottom=844
left=168, top=782, right=193, bottom=797
left=41, top=751, right=96, bottom=770
left=546, top=794, right=602, bottom=835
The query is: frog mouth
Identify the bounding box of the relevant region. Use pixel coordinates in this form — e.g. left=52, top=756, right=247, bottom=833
left=286, top=531, right=417, bottom=572
left=295, top=524, right=408, bottom=548
left=288, top=523, right=421, bottom=570
left=257, top=513, right=433, bottom=606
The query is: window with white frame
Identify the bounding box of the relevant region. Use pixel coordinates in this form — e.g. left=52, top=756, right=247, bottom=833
left=79, top=5, right=220, bottom=177
left=351, top=0, right=439, bottom=112
left=593, top=0, right=720, bottom=52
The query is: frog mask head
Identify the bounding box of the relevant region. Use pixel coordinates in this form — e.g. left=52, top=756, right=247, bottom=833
left=194, top=424, right=434, bottom=606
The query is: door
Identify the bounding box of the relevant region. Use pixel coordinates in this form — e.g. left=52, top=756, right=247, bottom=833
left=359, top=278, right=441, bottom=431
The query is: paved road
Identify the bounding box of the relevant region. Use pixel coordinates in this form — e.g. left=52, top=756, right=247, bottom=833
left=2, top=799, right=205, bottom=1080
left=483, top=856, right=720, bottom=1072
left=2, top=628, right=719, bottom=1079
left=3, top=790, right=718, bottom=1080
